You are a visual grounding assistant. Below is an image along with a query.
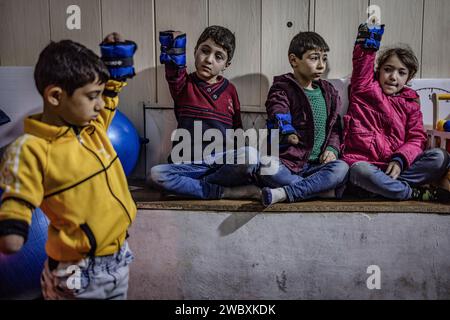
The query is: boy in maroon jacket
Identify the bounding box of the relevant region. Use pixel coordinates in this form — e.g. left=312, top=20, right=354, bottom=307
left=149, top=26, right=260, bottom=200
left=259, top=31, right=349, bottom=206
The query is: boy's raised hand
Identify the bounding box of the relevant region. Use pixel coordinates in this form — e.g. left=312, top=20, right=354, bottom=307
left=103, top=32, right=124, bottom=43
left=159, top=30, right=186, bottom=67
left=100, top=32, right=137, bottom=80
left=355, top=22, right=384, bottom=50
left=0, top=234, right=24, bottom=254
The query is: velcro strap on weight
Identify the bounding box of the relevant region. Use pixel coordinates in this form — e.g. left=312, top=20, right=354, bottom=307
left=357, top=31, right=383, bottom=41
left=101, top=56, right=134, bottom=68
left=275, top=113, right=296, bottom=135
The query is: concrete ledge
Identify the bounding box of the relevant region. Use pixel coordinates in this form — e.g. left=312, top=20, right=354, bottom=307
left=128, top=209, right=450, bottom=299
left=131, top=187, right=450, bottom=213
left=135, top=198, right=450, bottom=213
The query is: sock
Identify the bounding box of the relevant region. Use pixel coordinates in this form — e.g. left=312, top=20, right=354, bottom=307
left=222, top=184, right=262, bottom=200
left=262, top=187, right=287, bottom=207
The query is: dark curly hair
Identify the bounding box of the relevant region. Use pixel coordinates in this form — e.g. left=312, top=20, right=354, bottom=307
left=34, top=40, right=109, bottom=96
left=195, top=25, right=236, bottom=63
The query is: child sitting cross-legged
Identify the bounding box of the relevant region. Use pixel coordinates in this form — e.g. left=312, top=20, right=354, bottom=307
left=342, top=22, right=450, bottom=202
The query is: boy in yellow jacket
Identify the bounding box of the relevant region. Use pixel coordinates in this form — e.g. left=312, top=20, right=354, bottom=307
left=0, top=33, right=137, bottom=299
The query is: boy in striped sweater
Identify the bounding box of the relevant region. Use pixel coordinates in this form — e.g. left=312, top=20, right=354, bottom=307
left=149, top=26, right=260, bottom=200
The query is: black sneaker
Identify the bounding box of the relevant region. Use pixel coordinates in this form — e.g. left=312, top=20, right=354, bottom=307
left=410, top=185, right=450, bottom=203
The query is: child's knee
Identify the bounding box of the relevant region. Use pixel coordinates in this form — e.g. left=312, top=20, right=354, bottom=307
left=333, top=160, right=350, bottom=180
left=149, top=165, right=170, bottom=186
left=258, top=156, right=281, bottom=177
left=428, top=148, right=449, bottom=170
left=349, top=161, right=372, bottom=183
left=237, top=162, right=259, bottom=178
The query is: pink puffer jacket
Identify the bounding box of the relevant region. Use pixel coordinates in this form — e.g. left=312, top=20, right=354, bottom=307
left=341, top=44, right=427, bottom=170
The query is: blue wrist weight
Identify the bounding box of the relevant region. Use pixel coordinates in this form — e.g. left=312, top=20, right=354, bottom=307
left=159, top=31, right=186, bottom=67
left=356, top=24, right=385, bottom=50
left=275, top=113, right=296, bottom=135
left=100, top=40, right=137, bottom=80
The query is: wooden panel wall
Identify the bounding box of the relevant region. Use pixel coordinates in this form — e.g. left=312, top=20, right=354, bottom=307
left=209, top=0, right=262, bottom=108
left=261, top=0, right=310, bottom=106
left=49, top=0, right=102, bottom=54
left=422, top=0, right=450, bottom=78
left=2, top=0, right=449, bottom=107
left=314, top=0, right=368, bottom=79
left=0, top=0, right=51, bottom=66
left=370, top=0, right=424, bottom=76
left=101, top=0, right=155, bottom=134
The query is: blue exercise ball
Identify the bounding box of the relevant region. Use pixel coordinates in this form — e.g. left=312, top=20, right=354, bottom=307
left=107, top=110, right=141, bottom=176
left=0, top=191, right=48, bottom=299
left=444, top=120, right=450, bottom=132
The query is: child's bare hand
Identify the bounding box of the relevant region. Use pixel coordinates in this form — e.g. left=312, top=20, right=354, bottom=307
left=320, top=150, right=336, bottom=164
left=385, top=161, right=401, bottom=179
left=0, top=234, right=24, bottom=254
left=171, top=31, right=184, bottom=38
left=287, top=134, right=300, bottom=145
left=103, top=32, right=124, bottom=43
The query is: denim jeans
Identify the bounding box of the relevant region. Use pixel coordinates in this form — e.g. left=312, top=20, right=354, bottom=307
left=258, top=156, right=349, bottom=202
left=149, top=147, right=259, bottom=199
left=40, top=241, right=134, bottom=300
left=348, top=148, right=449, bottom=200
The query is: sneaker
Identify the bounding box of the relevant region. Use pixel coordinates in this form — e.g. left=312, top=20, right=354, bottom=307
left=410, top=185, right=450, bottom=203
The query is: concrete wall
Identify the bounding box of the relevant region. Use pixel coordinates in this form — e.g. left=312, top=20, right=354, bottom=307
left=127, top=210, right=450, bottom=299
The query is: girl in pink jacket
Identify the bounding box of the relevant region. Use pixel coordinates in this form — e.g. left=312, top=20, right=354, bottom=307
left=342, top=23, right=449, bottom=202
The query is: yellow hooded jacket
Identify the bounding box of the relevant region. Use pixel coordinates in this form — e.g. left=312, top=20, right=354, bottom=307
left=0, top=80, right=137, bottom=261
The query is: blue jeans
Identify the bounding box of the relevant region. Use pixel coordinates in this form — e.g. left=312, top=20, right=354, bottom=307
left=349, top=148, right=449, bottom=200
left=41, top=241, right=134, bottom=300
left=149, top=147, right=259, bottom=199
left=258, top=157, right=349, bottom=202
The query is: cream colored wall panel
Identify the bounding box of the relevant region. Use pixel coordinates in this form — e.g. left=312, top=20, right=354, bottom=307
left=241, top=112, right=267, bottom=131
left=49, top=0, right=102, bottom=54
left=370, top=0, right=423, bottom=76
left=314, top=0, right=368, bottom=78
left=145, top=108, right=178, bottom=170
left=209, top=0, right=261, bottom=109
left=309, top=0, right=315, bottom=31
left=155, top=0, right=208, bottom=106
left=101, top=0, right=156, bottom=135
left=0, top=0, right=50, bottom=66
left=422, top=0, right=450, bottom=78
left=261, top=0, right=309, bottom=105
